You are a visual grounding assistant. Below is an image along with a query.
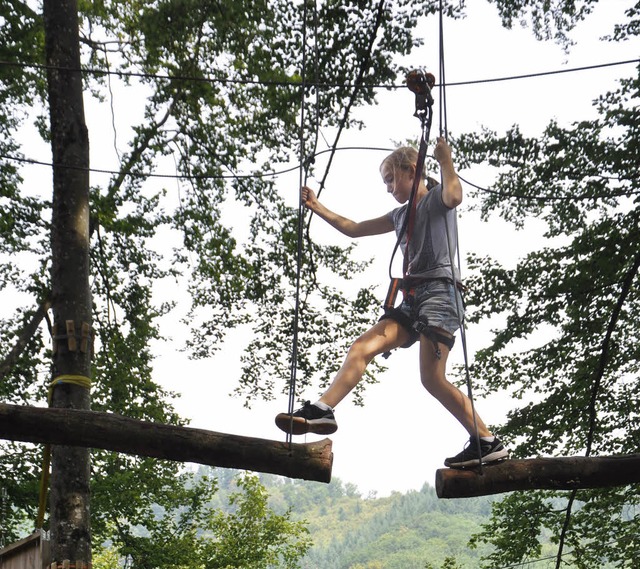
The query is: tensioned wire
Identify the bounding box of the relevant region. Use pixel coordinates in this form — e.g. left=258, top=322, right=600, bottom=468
left=3, top=55, right=637, bottom=197
left=3, top=149, right=637, bottom=201
left=437, top=0, right=485, bottom=474
left=1, top=57, right=636, bottom=89
left=286, top=0, right=319, bottom=445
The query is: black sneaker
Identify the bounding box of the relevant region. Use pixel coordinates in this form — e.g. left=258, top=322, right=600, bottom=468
left=444, top=436, right=508, bottom=468
left=275, top=401, right=338, bottom=435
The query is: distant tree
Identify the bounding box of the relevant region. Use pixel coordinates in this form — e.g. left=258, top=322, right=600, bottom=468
left=203, top=474, right=311, bottom=569
left=424, top=557, right=461, bottom=569
left=92, top=473, right=310, bottom=569
left=456, top=1, right=639, bottom=567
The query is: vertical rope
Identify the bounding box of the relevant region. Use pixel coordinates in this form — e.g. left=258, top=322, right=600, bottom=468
left=0, top=487, right=7, bottom=548
left=286, top=0, right=312, bottom=446
left=438, top=5, right=448, bottom=142
left=437, top=0, right=484, bottom=472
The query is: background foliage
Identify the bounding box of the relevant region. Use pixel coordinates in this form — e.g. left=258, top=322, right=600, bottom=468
left=180, top=469, right=496, bottom=569
left=0, top=0, right=638, bottom=567
left=453, top=1, right=640, bottom=566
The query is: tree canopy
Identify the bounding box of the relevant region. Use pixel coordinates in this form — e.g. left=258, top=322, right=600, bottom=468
left=454, top=1, right=639, bottom=566
left=1, top=0, right=639, bottom=567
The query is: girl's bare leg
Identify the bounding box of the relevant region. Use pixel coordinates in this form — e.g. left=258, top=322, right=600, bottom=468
left=418, top=328, right=492, bottom=437
left=319, top=318, right=411, bottom=409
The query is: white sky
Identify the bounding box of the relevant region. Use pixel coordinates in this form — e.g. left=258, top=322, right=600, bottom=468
left=9, top=1, right=638, bottom=498
left=151, top=1, right=637, bottom=497
left=158, top=1, right=637, bottom=497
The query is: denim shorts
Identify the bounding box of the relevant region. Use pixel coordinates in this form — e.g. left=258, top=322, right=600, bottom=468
left=380, top=279, right=464, bottom=348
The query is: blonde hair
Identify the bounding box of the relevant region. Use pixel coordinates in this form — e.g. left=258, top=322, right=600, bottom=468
left=380, top=146, right=438, bottom=189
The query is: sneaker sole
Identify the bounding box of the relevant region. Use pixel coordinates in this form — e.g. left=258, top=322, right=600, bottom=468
left=445, top=448, right=509, bottom=469
left=275, top=414, right=338, bottom=435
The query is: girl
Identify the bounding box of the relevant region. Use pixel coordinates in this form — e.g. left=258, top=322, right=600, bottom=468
left=276, top=138, right=507, bottom=468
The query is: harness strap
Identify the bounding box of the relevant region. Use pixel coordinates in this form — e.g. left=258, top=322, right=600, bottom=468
left=383, top=277, right=402, bottom=311
left=413, top=318, right=455, bottom=360
left=382, top=278, right=460, bottom=360
left=384, top=277, right=466, bottom=312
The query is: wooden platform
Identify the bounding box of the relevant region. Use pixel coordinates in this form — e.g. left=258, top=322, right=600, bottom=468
left=436, top=454, right=640, bottom=498
left=0, top=530, right=49, bottom=569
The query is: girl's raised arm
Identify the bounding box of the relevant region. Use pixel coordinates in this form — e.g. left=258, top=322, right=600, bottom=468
left=434, top=138, right=462, bottom=209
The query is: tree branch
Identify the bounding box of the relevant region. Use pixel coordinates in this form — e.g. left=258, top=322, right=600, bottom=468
left=0, top=299, right=51, bottom=380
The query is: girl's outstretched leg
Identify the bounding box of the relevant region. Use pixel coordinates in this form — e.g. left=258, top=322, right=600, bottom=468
left=275, top=319, right=410, bottom=435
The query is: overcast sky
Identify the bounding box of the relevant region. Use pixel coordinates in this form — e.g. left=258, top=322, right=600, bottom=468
left=148, top=1, right=638, bottom=497
left=9, top=1, right=638, bottom=498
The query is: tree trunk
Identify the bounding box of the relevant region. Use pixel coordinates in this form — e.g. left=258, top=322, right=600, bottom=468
left=43, top=0, right=92, bottom=565
left=0, top=403, right=333, bottom=483
left=435, top=455, right=640, bottom=498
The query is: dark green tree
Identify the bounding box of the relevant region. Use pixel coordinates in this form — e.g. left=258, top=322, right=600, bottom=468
left=0, top=0, right=455, bottom=562
left=424, top=558, right=462, bottom=569
left=93, top=473, right=311, bottom=569
left=455, top=1, right=639, bottom=567
left=203, top=474, right=311, bottom=568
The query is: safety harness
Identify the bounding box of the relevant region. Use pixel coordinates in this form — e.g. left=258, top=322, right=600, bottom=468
left=382, top=70, right=459, bottom=359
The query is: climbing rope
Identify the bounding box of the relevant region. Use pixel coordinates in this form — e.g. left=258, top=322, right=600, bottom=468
left=386, top=70, right=435, bottom=285
left=436, top=0, right=484, bottom=473
left=286, top=0, right=319, bottom=445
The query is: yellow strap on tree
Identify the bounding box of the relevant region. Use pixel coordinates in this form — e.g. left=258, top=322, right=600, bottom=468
left=36, top=445, right=51, bottom=530
left=47, top=373, right=92, bottom=404
left=48, top=373, right=92, bottom=395
left=37, top=374, right=92, bottom=529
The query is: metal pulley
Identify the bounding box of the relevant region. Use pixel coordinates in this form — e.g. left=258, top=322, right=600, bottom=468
left=406, top=69, right=435, bottom=122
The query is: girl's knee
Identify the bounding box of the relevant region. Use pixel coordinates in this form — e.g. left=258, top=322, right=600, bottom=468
left=420, top=370, right=447, bottom=396
left=349, top=334, right=369, bottom=353
left=347, top=335, right=376, bottom=363
left=350, top=324, right=403, bottom=361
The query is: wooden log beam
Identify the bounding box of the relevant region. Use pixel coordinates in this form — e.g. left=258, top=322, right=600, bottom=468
left=0, top=403, right=332, bottom=483
left=436, top=454, right=640, bottom=499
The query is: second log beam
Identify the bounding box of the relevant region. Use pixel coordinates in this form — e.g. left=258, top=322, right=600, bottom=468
left=436, top=454, right=640, bottom=498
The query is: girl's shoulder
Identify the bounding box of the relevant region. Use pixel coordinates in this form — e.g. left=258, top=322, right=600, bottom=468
left=422, top=184, right=449, bottom=211
left=388, top=203, right=407, bottom=220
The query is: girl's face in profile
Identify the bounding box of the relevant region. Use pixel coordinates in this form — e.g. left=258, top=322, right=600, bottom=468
left=381, top=162, right=415, bottom=204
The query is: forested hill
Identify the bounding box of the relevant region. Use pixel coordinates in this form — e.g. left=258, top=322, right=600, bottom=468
left=204, top=467, right=496, bottom=569
left=292, top=482, right=494, bottom=569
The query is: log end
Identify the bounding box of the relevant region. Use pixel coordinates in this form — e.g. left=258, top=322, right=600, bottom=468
left=435, top=460, right=515, bottom=499
left=285, top=437, right=333, bottom=484
left=436, top=467, right=481, bottom=499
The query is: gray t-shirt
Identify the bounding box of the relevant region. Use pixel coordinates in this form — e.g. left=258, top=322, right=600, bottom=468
left=387, top=184, right=461, bottom=282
